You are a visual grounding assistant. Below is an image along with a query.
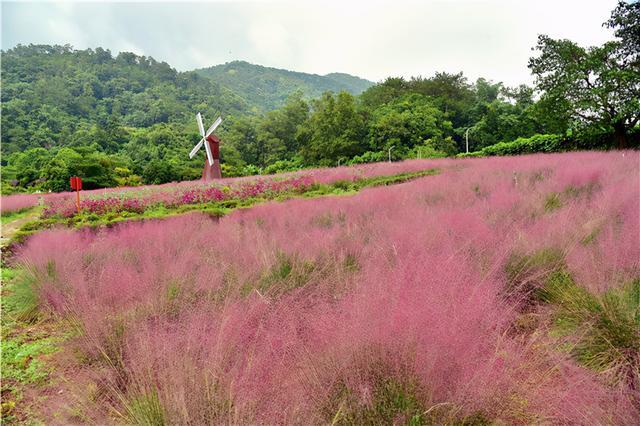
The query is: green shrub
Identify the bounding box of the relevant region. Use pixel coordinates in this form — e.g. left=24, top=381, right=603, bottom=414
left=263, top=158, right=303, bottom=175
left=462, top=134, right=565, bottom=157
left=348, top=151, right=386, bottom=165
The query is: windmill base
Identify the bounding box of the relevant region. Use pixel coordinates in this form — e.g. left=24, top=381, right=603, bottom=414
left=202, top=159, right=222, bottom=181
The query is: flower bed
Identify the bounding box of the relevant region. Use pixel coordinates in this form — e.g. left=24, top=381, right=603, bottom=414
left=40, top=159, right=444, bottom=218
left=42, top=175, right=315, bottom=218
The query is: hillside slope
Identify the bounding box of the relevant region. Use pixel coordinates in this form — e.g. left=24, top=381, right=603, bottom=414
left=0, top=44, right=248, bottom=154
left=195, top=60, right=374, bottom=111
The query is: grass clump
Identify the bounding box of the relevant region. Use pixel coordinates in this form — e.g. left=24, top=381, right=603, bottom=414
left=325, top=370, right=490, bottom=426
left=0, top=207, right=37, bottom=225
left=550, top=277, right=639, bottom=388
left=504, top=247, right=565, bottom=308
left=544, top=193, right=562, bottom=212
left=506, top=248, right=639, bottom=388
left=124, top=387, right=166, bottom=426
left=324, top=357, right=429, bottom=426
left=244, top=251, right=318, bottom=297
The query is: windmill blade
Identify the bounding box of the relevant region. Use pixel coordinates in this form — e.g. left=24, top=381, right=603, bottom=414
left=196, top=112, right=205, bottom=137
left=189, top=138, right=205, bottom=159
left=204, top=138, right=214, bottom=166
left=205, top=116, right=223, bottom=137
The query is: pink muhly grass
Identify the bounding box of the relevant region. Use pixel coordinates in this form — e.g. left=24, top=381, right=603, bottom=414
left=15, top=150, right=640, bottom=423
left=1, top=193, right=41, bottom=213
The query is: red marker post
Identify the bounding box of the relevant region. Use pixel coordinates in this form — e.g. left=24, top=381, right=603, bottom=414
left=70, top=176, right=82, bottom=213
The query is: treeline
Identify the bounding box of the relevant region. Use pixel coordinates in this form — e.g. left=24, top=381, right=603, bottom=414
left=1, top=1, right=637, bottom=193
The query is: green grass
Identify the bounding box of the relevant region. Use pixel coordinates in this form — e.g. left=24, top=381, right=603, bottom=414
left=124, top=388, right=166, bottom=426
left=1, top=207, right=37, bottom=225
left=543, top=193, right=562, bottom=212
left=325, top=366, right=491, bottom=426
left=507, top=250, right=640, bottom=389
left=504, top=247, right=566, bottom=307
left=543, top=182, right=601, bottom=214
left=0, top=267, right=63, bottom=423
left=548, top=275, right=639, bottom=387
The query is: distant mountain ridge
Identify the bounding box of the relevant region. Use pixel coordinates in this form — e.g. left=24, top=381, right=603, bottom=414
left=195, top=60, right=375, bottom=112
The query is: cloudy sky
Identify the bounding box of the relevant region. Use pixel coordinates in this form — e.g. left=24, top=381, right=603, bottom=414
left=2, top=0, right=618, bottom=86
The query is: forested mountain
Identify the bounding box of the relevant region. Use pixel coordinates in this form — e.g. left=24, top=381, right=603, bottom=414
left=195, top=60, right=374, bottom=111
left=1, top=45, right=253, bottom=152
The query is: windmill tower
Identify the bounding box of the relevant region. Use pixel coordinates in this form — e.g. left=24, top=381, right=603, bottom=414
left=189, top=112, right=223, bottom=180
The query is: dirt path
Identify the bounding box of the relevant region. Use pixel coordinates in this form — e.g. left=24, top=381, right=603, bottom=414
left=1, top=210, right=40, bottom=247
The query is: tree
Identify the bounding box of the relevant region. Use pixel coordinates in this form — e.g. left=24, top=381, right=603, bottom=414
left=529, top=1, right=640, bottom=148
left=410, top=72, right=475, bottom=130
left=223, top=116, right=261, bottom=166
left=142, top=159, right=179, bottom=184
left=299, top=92, right=367, bottom=165
left=368, top=94, right=455, bottom=156
left=254, top=92, right=309, bottom=166
left=606, top=0, right=640, bottom=57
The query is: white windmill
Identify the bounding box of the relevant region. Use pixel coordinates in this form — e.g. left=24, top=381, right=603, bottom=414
left=190, top=112, right=223, bottom=180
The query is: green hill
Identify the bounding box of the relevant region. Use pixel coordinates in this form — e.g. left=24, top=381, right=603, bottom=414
left=195, top=61, right=374, bottom=112
left=1, top=46, right=373, bottom=156
left=1, top=44, right=250, bottom=155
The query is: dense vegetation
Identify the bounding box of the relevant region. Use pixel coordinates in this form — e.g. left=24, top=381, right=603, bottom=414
left=195, top=60, right=374, bottom=112
left=1, top=1, right=637, bottom=194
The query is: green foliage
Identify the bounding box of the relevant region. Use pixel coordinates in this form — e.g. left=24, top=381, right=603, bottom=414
left=544, top=193, right=562, bottom=212
left=467, top=83, right=540, bottom=150
left=504, top=247, right=566, bottom=306
left=125, top=388, right=166, bottom=426
left=329, top=375, right=427, bottom=425
left=529, top=5, right=640, bottom=149
left=368, top=94, right=454, bottom=156
left=0, top=268, right=63, bottom=422
left=460, top=134, right=564, bottom=157
left=299, top=92, right=368, bottom=165
left=547, top=274, right=639, bottom=388
left=195, top=60, right=373, bottom=111
left=1, top=45, right=247, bottom=155
left=0, top=206, right=39, bottom=225
left=263, top=158, right=304, bottom=174
left=348, top=151, right=386, bottom=165
left=246, top=252, right=318, bottom=297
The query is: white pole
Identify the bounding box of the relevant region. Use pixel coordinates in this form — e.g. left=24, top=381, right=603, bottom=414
left=388, top=146, right=395, bottom=163
left=338, top=158, right=341, bottom=167
left=465, top=128, right=470, bottom=154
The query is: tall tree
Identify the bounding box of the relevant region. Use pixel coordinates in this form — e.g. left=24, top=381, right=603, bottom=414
left=368, top=94, right=454, bottom=155
left=529, top=1, right=640, bottom=148
left=298, top=92, right=366, bottom=165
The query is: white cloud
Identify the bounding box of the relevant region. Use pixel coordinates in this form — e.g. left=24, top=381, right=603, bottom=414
left=2, top=0, right=618, bottom=86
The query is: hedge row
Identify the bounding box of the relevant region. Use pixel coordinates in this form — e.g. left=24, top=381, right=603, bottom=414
left=457, top=134, right=564, bottom=158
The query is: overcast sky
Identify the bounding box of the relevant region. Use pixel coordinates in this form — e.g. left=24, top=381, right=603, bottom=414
left=2, top=0, right=619, bottom=86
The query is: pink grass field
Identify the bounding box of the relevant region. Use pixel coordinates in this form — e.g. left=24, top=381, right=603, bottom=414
left=14, top=151, right=640, bottom=423
left=0, top=193, right=41, bottom=214
left=1, top=159, right=446, bottom=217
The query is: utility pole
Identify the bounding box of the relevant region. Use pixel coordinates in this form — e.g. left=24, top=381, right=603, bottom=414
left=465, top=128, right=470, bottom=154
left=388, top=146, right=395, bottom=163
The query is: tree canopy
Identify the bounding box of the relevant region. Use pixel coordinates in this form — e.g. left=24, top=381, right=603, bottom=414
left=529, top=1, right=640, bottom=148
